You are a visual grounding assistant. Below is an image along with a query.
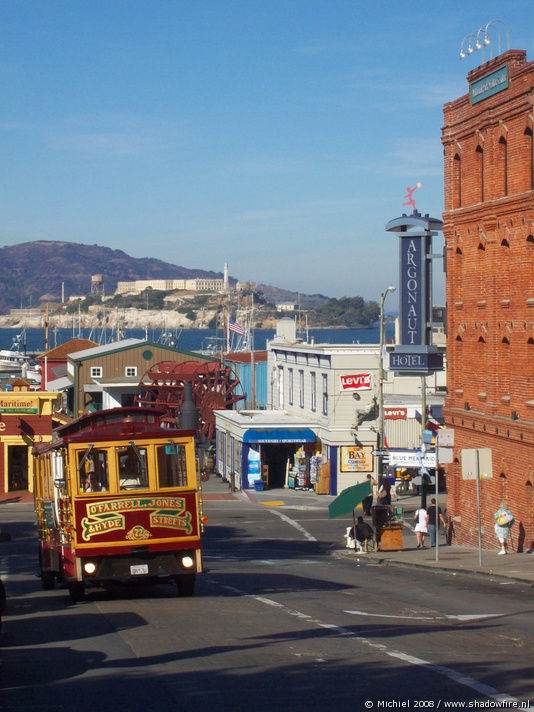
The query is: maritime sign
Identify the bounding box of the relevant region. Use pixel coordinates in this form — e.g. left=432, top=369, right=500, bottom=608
left=0, top=398, right=38, bottom=414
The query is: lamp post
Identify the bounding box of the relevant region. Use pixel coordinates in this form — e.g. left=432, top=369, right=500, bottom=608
left=377, top=285, right=396, bottom=480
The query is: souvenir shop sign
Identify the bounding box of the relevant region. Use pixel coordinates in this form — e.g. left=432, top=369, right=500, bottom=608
left=339, top=373, right=372, bottom=392
left=340, top=446, right=373, bottom=473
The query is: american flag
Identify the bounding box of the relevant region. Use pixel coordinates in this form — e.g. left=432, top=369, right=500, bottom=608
left=229, top=318, right=245, bottom=335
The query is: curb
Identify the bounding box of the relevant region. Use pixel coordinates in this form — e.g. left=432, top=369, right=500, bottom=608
left=332, top=547, right=534, bottom=586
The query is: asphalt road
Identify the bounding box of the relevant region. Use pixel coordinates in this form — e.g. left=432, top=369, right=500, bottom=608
left=0, top=496, right=533, bottom=712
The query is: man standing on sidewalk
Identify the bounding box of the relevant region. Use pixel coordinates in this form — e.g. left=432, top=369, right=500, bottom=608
left=427, top=497, right=447, bottom=547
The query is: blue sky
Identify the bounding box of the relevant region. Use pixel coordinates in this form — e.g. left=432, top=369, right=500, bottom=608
left=1, top=2, right=533, bottom=305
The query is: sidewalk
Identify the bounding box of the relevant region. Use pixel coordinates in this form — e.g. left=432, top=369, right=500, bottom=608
left=207, top=475, right=534, bottom=586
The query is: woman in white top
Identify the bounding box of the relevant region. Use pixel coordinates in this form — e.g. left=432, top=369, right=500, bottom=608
left=414, top=507, right=429, bottom=548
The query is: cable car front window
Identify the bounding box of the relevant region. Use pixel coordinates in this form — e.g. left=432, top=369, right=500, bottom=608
left=156, top=442, right=188, bottom=488
left=78, top=446, right=109, bottom=493
left=118, top=444, right=148, bottom=490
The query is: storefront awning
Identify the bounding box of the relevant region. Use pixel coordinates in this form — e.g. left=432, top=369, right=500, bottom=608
left=243, top=428, right=316, bottom=444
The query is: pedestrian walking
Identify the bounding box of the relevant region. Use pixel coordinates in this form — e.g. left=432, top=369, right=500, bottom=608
left=376, top=478, right=394, bottom=505
left=414, top=507, right=429, bottom=548
left=494, top=504, right=514, bottom=555
left=427, top=497, right=447, bottom=547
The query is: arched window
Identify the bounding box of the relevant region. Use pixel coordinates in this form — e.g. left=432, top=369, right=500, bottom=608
left=476, top=145, right=484, bottom=202
left=525, top=127, right=534, bottom=191
left=453, top=153, right=462, bottom=208
left=499, top=136, right=508, bottom=196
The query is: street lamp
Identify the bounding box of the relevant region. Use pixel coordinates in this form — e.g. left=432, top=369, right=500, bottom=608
left=377, top=285, right=396, bottom=480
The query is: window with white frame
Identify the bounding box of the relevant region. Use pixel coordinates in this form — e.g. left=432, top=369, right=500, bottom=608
left=299, top=369, right=304, bottom=408
left=125, top=366, right=137, bottom=377
left=288, top=368, right=294, bottom=406
left=322, top=373, right=328, bottom=415
left=311, top=371, right=316, bottom=412
left=278, top=366, right=284, bottom=408
left=91, top=366, right=103, bottom=378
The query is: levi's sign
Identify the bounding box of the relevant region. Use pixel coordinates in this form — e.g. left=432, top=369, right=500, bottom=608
left=339, top=373, right=372, bottom=391
left=384, top=407, right=407, bottom=420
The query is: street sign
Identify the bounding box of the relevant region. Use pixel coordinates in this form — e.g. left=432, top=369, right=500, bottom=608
left=461, top=448, right=493, bottom=480
left=438, top=428, right=454, bottom=447
left=385, top=449, right=437, bottom=468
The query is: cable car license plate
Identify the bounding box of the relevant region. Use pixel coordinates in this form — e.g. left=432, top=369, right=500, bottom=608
left=130, top=564, right=149, bottom=575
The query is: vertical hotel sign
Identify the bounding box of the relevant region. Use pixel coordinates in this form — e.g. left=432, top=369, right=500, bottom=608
left=400, top=235, right=426, bottom=345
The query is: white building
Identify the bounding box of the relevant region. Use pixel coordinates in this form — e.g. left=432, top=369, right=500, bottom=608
left=114, top=277, right=224, bottom=295
left=215, top=320, right=445, bottom=495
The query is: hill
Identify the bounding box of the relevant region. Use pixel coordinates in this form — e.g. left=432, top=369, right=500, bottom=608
left=0, top=241, right=225, bottom=315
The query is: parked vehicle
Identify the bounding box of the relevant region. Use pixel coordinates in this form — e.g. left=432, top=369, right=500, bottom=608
left=33, top=406, right=206, bottom=601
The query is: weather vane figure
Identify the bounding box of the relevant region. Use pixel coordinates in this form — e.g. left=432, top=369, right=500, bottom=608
left=403, top=182, right=422, bottom=212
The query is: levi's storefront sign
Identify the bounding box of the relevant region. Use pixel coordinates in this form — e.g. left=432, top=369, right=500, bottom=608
left=339, top=373, right=372, bottom=391
left=384, top=407, right=407, bottom=420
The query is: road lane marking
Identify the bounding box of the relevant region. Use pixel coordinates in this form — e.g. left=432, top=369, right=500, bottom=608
left=267, top=508, right=317, bottom=541
left=344, top=609, right=502, bottom=622
left=205, top=577, right=526, bottom=706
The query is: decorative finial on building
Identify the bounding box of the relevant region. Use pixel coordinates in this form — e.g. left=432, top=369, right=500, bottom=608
left=402, top=182, right=422, bottom=212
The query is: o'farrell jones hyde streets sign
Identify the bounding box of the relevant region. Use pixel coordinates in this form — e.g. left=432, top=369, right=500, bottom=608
left=470, top=65, right=509, bottom=105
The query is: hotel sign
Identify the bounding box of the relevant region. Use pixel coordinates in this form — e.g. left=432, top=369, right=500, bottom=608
left=470, top=65, right=509, bottom=105
left=389, top=351, right=443, bottom=373
left=400, top=236, right=426, bottom=346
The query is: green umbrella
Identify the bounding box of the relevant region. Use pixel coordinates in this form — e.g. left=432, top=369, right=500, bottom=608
left=328, top=480, right=372, bottom=520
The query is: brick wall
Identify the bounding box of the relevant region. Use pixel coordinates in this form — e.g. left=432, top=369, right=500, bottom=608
left=442, top=50, right=534, bottom=551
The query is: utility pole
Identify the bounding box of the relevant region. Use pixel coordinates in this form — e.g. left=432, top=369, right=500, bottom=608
left=377, top=285, right=396, bottom=481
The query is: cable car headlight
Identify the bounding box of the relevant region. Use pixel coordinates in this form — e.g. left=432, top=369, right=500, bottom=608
left=83, top=562, right=97, bottom=575
left=181, top=556, right=194, bottom=569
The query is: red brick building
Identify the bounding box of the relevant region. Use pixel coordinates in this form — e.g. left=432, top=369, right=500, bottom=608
left=442, top=49, right=534, bottom=551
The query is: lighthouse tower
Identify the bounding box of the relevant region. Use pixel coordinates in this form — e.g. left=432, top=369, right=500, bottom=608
left=223, top=262, right=229, bottom=291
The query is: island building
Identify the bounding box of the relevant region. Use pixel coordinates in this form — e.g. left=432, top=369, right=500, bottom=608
left=442, top=48, right=534, bottom=550
left=115, top=278, right=225, bottom=295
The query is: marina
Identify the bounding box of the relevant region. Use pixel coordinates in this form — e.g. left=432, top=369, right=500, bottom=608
left=0, top=324, right=390, bottom=358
